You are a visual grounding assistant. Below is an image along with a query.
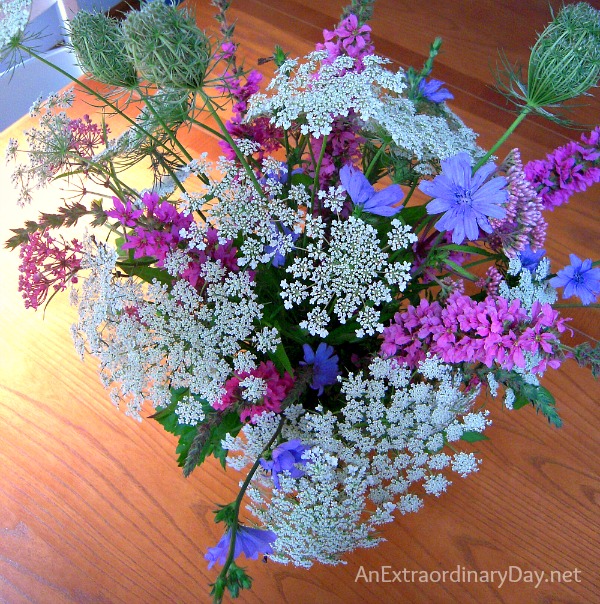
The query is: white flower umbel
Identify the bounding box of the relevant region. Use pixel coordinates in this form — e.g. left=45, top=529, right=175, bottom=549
left=499, top=256, right=557, bottom=311
left=282, top=216, right=412, bottom=337
left=226, top=357, right=489, bottom=567
left=247, top=52, right=481, bottom=173
left=72, top=239, right=264, bottom=420
left=0, top=0, right=31, bottom=50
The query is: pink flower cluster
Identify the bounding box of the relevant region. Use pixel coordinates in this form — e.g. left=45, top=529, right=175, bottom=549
left=110, top=192, right=192, bottom=266
left=68, top=114, right=107, bottom=159
left=525, top=127, right=600, bottom=211
left=487, top=149, right=547, bottom=256
left=18, top=231, right=83, bottom=310
left=212, top=361, right=295, bottom=423
left=316, top=13, right=374, bottom=70
left=219, top=68, right=282, bottom=160
left=381, top=292, right=569, bottom=374
left=181, top=227, right=239, bottom=288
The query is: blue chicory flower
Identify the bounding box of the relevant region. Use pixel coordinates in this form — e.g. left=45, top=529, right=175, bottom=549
left=550, top=254, right=600, bottom=306
left=300, top=342, right=340, bottom=395
left=418, top=78, right=454, bottom=103
left=205, top=526, right=277, bottom=569
left=518, top=245, right=546, bottom=273
left=419, top=152, right=507, bottom=244
left=260, top=439, right=309, bottom=489
left=339, top=164, right=403, bottom=216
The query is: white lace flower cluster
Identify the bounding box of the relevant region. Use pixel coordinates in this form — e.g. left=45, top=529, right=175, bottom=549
left=499, top=255, right=557, bottom=311
left=246, top=52, right=481, bottom=173
left=280, top=215, right=412, bottom=337
left=0, top=0, right=31, bottom=50
left=71, top=237, right=265, bottom=420
left=185, top=156, right=304, bottom=268
left=224, top=356, right=488, bottom=567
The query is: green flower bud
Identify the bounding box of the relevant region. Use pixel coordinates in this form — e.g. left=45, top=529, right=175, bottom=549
left=527, top=2, right=600, bottom=108
left=121, top=3, right=211, bottom=91
left=69, top=12, right=137, bottom=88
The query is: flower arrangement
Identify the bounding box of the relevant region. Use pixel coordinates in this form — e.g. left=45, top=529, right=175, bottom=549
left=2, top=0, right=600, bottom=601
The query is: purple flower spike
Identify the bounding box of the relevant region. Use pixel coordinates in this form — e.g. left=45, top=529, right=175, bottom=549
left=300, top=342, right=340, bottom=395
left=550, top=254, right=600, bottom=306
left=420, top=152, right=507, bottom=244
left=205, top=526, right=277, bottom=569
left=260, top=439, right=309, bottom=489
left=418, top=78, right=454, bottom=103
left=339, top=164, right=403, bottom=216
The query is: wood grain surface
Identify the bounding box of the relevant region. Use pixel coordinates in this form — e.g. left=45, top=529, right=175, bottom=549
left=1, top=1, right=599, bottom=603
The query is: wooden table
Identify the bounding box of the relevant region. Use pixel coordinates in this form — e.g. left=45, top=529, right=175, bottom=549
left=1, top=1, right=598, bottom=602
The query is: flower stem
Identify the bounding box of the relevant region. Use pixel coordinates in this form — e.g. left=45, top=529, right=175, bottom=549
left=197, top=90, right=264, bottom=198
left=473, top=106, right=532, bottom=171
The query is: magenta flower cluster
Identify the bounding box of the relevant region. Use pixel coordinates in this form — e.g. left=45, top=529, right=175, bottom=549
left=524, top=127, right=600, bottom=211
left=381, top=292, right=569, bottom=374
left=108, top=191, right=192, bottom=266
left=180, top=227, right=239, bottom=288
left=316, top=13, right=374, bottom=70
left=18, top=231, right=83, bottom=310
left=212, top=361, right=295, bottom=423
left=219, top=66, right=282, bottom=160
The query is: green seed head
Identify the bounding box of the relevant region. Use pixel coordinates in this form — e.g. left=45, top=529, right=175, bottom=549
left=70, top=12, right=137, bottom=88
left=121, top=3, right=211, bottom=91
left=527, top=2, right=600, bottom=108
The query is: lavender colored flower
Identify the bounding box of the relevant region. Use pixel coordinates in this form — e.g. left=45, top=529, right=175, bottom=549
left=420, top=152, right=507, bottom=244
left=418, top=78, right=454, bottom=103
left=205, top=526, right=277, bottom=569
left=260, top=439, right=309, bottom=489
left=518, top=246, right=546, bottom=273
left=300, top=342, right=340, bottom=395
left=550, top=254, right=600, bottom=306
left=339, top=164, right=403, bottom=216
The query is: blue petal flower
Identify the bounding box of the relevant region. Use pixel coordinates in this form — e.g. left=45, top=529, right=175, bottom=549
left=339, top=165, right=403, bottom=216
left=418, top=78, right=454, bottom=103
left=300, top=342, right=340, bottom=395
left=260, top=439, right=309, bottom=489
left=205, top=526, right=277, bottom=569
left=420, top=152, right=507, bottom=244
left=518, top=246, right=546, bottom=273
left=550, top=254, right=600, bottom=305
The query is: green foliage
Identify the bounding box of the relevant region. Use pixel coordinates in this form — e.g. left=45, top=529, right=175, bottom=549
left=461, top=431, right=490, bottom=443
left=152, top=388, right=243, bottom=473
left=497, top=371, right=562, bottom=428
left=210, top=562, right=252, bottom=603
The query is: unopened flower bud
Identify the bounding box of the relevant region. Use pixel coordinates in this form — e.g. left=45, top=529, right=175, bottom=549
left=121, top=3, right=211, bottom=91
left=69, top=12, right=137, bottom=88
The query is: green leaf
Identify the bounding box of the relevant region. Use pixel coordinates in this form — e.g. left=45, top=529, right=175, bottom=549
left=444, top=259, right=479, bottom=281
left=461, top=431, right=490, bottom=443
left=120, top=264, right=172, bottom=285
left=268, top=341, right=293, bottom=375
left=440, top=244, right=496, bottom=257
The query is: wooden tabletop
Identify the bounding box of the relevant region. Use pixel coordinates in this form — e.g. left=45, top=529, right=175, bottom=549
left=1, top=1, right=598, bottom=602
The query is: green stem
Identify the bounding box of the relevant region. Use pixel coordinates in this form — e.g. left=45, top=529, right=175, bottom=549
left=364, top=142, right=386, bottom=180
left=401, top=179, right=419, bottom=207
left=473, top=106, right=532, bottom=171
left=310, top=135, right=329, bottom=212
left=197, top=90, right=264, bottom=198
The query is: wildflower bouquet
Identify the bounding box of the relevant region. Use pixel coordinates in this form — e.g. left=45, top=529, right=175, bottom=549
left=2, top=0, right=600, bottom=601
